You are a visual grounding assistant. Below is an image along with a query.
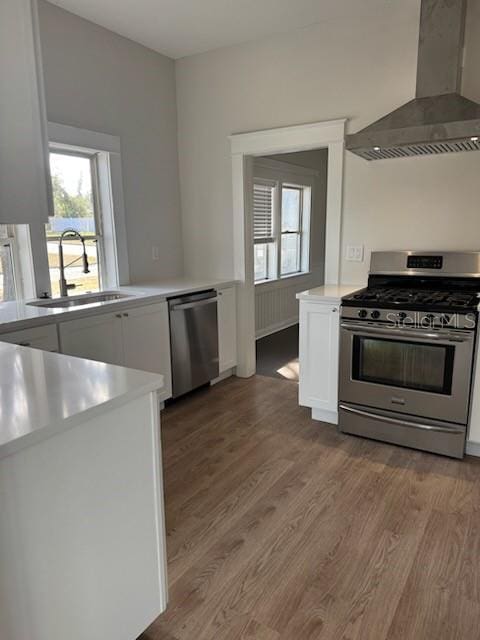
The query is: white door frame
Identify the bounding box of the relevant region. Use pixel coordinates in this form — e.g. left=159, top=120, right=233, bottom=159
left=229, top=119, right=346, bottom=377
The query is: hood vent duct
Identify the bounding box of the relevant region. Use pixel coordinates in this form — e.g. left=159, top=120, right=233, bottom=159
left=346, top=0, right=480, bottom=160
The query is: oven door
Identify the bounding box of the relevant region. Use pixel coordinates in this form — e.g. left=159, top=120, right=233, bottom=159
left=339, top=320, right=475, bottom=424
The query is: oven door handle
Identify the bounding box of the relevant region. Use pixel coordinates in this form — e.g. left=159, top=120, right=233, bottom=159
left=339, top=404, right=465, bottom=434
left=340, top=322, right=474, bottom=343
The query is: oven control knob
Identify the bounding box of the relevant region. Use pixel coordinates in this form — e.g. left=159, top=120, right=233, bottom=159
left=371, top=310, right=380, bottom=319
left=358, top=309, right=368, bottom=318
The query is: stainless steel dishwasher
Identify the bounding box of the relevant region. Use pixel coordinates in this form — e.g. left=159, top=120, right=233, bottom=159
left=168, top=290, right=219, bottom=398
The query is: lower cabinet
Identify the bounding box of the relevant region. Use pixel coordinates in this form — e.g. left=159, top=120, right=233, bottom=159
left=3, top=290, right=237, bottom=401
left=298, top=300, right=340, bottom=424
left=59, top=302, right=172, bottom=398
left=218, top=286, right=237, bottom=373
left=122, top=303, right=172, bottom=398
left=0, top=324, right=59, bottom=352
left=59, top=311, right=124, bottom=366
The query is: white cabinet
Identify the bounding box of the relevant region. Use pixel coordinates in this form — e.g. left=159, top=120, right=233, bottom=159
left=59, top=302, right=172, bottom=398
left=59, top=311, right=124, bottom=366
left=298, top=300, right=340, bottom=424
left=218, top=287, right=237, bottom=372
left=0, top=0, right=51, bottom=224
left=122, top=303, right=172, bottom=398
left=468, top=339, right=480, bottom=447
left=0, top=324, right=59, bottom=352
left=0, top=391, right=167, bottom=640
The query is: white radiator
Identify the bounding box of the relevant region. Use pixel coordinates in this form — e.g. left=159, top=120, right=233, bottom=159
left=255, top=271, right=322, bottom=338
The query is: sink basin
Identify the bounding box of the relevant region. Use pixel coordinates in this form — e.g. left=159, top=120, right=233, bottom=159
left=28, top=292, right=132, bottom=309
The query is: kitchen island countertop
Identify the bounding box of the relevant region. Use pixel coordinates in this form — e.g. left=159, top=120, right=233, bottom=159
left=0, top=341, right=164, bottom=460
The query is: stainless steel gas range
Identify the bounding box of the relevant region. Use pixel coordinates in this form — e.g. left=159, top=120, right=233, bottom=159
left=339, top=251, right=480, bottom=459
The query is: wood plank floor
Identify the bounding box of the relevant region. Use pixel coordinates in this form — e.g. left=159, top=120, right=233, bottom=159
left=142, top=375, right=480, bottom=640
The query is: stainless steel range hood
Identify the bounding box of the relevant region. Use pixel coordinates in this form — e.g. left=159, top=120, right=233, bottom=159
left=346, top=0, right=480, bottom=160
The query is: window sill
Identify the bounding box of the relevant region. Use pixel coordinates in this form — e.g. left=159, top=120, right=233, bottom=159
left=255, top=271, right=313, bottom=288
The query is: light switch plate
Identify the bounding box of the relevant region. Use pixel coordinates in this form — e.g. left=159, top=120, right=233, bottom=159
left=152, top=246, right=160, bottom=261
left=346, top=245, right=364, bottom=262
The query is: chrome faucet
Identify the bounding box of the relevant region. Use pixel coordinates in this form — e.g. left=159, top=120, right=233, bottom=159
left=58, top=229, right=90, bottom=297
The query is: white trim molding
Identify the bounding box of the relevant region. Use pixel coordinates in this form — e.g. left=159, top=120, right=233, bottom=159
left=230, top=119, right=346, bottom=377
left=48, top=123, right=121, bottom=155
left=312, top=408, right=338, bottom=425
left=47, top=122, right=130, bottom=289
left=230, top=120, right=346, bottom=156
left=466, top=440, right=480, bottom=457
left=254, top=157, right=321, bottom=178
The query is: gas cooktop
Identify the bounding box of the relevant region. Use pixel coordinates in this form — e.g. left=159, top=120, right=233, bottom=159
left=342, top=286, right=480, bottom=312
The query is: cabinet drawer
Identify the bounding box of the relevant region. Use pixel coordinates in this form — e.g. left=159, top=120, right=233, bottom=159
left=0, top=324, right=59, bottom=352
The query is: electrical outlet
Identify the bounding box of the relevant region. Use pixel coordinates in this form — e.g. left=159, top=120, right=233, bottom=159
left=346, top=245, right=364, bottom=262
left=152, top=246, right=160, bottom=261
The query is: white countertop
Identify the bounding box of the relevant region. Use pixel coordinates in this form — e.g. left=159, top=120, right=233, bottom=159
left=0, top=277, right=236, bottom=333
left=0, top=342, right=164, bottom=460
left=296, top=284, right=363, bottom=303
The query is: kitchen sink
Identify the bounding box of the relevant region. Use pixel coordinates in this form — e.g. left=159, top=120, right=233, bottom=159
left=28, top=292, right=132, bottom=309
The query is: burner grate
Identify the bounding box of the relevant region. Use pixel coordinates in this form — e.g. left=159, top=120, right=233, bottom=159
left=346, top=287, right=479, bottom=310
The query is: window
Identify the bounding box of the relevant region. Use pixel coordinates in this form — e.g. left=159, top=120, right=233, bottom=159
left=47, top=151, right=104, bottom=297
left=1, top=124, right=128, bottom=302
left=253, top=181, right=275, bottom=282
left=281, top=186, right=303, bottom=276
left=253, top=178, right=311, bottom=283
left=0, top=226, right=18, bottom=302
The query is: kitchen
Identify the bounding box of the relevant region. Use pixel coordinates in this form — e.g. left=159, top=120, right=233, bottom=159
left=1, top=0, right=480, bottom=639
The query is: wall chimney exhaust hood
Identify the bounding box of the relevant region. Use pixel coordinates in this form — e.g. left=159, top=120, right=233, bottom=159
left=346, top=0, right=480, bottom=160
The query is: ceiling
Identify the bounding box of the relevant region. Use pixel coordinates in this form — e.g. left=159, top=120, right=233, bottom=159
left=46, top=0, right=410, bottom=60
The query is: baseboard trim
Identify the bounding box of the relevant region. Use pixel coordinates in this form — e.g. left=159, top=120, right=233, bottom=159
left=466, top=440, right=480, bottom=457
left=256, top=318, right=299, bottom=340
left=210, top=368, right=235, bottom=385
left=311, top=407, right=338, bottom=425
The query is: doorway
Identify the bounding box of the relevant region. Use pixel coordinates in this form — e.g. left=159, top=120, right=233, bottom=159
left=253, top=149, right=329, bottom=381
left=230, top=119, right=346, bottom=378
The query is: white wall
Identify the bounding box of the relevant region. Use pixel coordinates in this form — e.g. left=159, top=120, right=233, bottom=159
left=176, top=0, right=480, bottom=285
left=38, top=1, right=183, bottom=283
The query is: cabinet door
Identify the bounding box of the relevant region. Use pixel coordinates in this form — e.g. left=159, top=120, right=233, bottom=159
left=468, top=338, right=480, bottom=445
left=217, top=287, right=237, bottom=372
left=298, top=301, right=339, bottom=413
left=59, top=312, right=124, bottom=366
left=0, top=324, right=59, bottom=352
left=0, top=0, right=51, bottom=224
left=122, top=303, right=172, bottom=399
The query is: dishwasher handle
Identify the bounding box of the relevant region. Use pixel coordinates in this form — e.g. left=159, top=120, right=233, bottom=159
left=170, top=297, right=218, bottom=311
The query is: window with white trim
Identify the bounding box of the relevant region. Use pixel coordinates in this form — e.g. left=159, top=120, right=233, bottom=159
left=1, top=124, right=128, bottom=302
left=253, top=180, right=275, bottom=282
left=47, top=150, right=104, bottom=297
left=253, top=176, right=311, bottom=283
left=0, top=226, right=19, bottom=301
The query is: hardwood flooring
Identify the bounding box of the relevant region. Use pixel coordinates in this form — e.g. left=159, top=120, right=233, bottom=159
left=142, top=375, right=480, bottom=640
left=256, top=325, right=299, bottom=381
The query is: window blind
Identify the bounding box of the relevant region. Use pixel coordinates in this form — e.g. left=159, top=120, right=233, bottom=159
left=253, top=182, right=274, bottom=244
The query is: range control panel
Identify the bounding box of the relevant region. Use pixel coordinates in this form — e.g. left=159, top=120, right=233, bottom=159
left=406, top=255, right=443, bottom=269
left=341, top=306, right=476, bottom=330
